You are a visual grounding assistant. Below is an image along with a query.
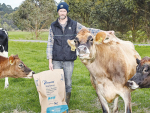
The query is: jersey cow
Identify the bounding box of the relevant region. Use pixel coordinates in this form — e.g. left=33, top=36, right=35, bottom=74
left=67, top=29, right=141, bottom=113
left=0, top=54, right=34, bottom=79
left=127, top=57, right=150, bottom=89
left=0, top=28, right=9, bottom=88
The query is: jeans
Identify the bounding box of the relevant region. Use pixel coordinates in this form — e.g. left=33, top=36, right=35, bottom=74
left=52, top=60, right=74, bottom=93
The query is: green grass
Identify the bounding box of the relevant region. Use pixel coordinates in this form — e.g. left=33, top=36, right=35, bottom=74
left=8, top=31, right=49, bottom=40
left=135, top=46, right=150, bottom=58
left=0, top=40, right=150, bottom=112
left=0, top=41, right=48, bottom=112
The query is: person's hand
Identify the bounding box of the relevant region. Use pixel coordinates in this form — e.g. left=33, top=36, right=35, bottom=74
left=49, top=63, right=53, bottom=70
left=49, top=59, right=53, bottom=70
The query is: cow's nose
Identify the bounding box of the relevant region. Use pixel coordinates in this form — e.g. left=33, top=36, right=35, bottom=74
left=78, top=45, right=87, bottom=53
left=129, top=81, right=133, bottom=86
left=126, top=81, right=133, bottom=87
left=84, top=47, right=87, bottom=51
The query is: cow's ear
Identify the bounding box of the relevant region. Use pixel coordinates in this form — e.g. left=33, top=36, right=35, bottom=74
left=9, top=55, right=15, bottom=65
left=136, top=58, right=140, bottom=64
left=14, top=54, right=19, bottom=59
left=94, top=32, right=106, bottom=44
left=67, top=39, right=76, bottom=51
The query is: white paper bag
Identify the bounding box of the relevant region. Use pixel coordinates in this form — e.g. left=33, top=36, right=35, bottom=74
left=33, top=69, right=68, bottom=113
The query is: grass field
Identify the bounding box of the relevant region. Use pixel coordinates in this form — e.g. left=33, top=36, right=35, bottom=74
left=8, top=31, right=49, bottom=41
left=0, top=33, right=150, bottom=113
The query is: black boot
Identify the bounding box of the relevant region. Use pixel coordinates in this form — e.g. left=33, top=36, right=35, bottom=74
left=66, top=92, right=71, bottom=105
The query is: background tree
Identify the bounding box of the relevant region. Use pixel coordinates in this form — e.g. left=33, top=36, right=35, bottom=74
left=133, top=0, right=150, bottom=42
left=65, top=0, right=150, bottom=42
left=0, top=3, right=18, bottom=30
left=13, top=0, right=57, bottom=39
left=65, top=0, right=95, bottom=27
left=0, top=0, right=150, bottom=42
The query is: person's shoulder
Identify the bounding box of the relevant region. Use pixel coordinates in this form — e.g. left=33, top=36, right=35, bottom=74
left=71, top=19, right=77, bottom=25
left=68, top=17, right=77, bottom=23
left=70, top=19, right=77, bottom=23
left=72, top=20, right=77, bottom=23
left=51, top=21, right=56, bottom=26
left=51, top=19, right=58, bottom=26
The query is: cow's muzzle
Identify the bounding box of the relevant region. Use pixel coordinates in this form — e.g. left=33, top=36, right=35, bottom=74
left=25, top=71, right=35, bottom=78
left=126, top=80, right=139, bottom=89
left=77, top=45, right=90, bottom=57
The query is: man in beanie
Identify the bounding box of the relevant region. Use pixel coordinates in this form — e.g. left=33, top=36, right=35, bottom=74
left=46, top=2, right=114, bottom=105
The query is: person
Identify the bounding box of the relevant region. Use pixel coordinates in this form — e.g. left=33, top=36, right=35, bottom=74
left=46, top=2, right=114, bottom=105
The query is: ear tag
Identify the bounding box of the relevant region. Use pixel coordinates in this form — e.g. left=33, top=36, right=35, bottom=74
left=99, top=37, right=103, bottom=43
left=71, top=46, right=76, bottom=51
left=10, top=60, right=13, bottom=65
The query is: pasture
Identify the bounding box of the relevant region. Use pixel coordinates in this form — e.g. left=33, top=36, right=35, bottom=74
left=0, top=32, right=150, bottom=112
left=8, top=31, right=49, bottom=40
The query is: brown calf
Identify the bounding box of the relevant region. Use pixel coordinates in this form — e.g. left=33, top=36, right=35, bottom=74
left=67, top=29, right=141, bottom=113
left=0, top=54, right=34, bottom=79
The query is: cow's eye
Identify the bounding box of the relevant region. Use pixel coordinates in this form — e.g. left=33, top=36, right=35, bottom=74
left=143, top=67, right=149, bottom=73
left=19, top=63, right=24, bottom=68
left=105, top=37, right=109, bottom=40
left=90, top=38, right=93, bottom=42
left=74, top=40, right=78, bottom=44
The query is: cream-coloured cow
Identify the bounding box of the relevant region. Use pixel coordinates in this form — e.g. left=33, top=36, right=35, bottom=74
left=67, top=28, right=141, bottom=113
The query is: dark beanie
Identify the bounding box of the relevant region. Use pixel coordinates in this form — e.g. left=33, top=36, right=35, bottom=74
left=57, top=2, right=69, bottom=12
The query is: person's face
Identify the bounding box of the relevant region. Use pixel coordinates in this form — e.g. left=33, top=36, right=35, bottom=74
left=58, top=9, right=67, bottom=20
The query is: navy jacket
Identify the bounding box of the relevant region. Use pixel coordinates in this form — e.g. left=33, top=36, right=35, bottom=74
left=51, top=17, right=77, bottom=61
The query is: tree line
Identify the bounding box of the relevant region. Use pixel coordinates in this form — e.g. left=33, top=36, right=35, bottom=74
left=0, top=3, right=18, bottom=30
left=65, top=0, right=150, bottom=43
left=0, top=0, right=150, bottom=42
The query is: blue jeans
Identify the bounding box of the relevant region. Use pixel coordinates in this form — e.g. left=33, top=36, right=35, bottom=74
left=52, top=60, right=74, bottom=93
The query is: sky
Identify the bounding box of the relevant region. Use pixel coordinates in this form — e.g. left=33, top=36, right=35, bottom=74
left=0, top=0, right=61, bottom=9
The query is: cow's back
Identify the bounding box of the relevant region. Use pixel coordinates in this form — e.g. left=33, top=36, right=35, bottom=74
left=0, top=28, right=8, bottom=57
left=0, top=28, right=8, bottom=51
left=90, top=40, right=140, bottom=85
left=117, top=40, right=141, bottom=80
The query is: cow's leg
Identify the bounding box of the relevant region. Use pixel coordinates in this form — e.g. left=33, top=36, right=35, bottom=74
left=113, top=97, right=119, bottom=113
left=4, top=51, right=9, bottom=89
left=4, top=77, right=9, bottom=89
left=97, top=84, right=110, bottom=113
left=120, top=89, right=132, bottom=113
left=90, top=74, right=96, bottom=90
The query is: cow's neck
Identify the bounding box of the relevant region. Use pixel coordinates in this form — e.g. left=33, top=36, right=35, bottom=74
left=0, top=69, right=13, bottom=79
left=0, top=57, right=12, bottom=78
left=85, top=44, right=109, bottom=76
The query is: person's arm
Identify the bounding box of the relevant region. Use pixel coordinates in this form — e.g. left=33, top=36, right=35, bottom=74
left=46, top=26, right=54, bottom=70
left=76, top=22, right=114, bottom=36
left=49, top=59, right=53, bottom=70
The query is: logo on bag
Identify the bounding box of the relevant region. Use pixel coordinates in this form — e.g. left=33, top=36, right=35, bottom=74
left=54, top=102, right=58, bottom=105
left=60, top=74, right=64, bottom=81
left=35, top=79, right=38, bottom=86
left=43, top=80, right=54, bottom=85
left=48, top=96, right=56, bottom=100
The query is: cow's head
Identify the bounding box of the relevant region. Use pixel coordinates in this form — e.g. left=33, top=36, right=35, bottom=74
left=67, top=28, right=115, bottom=64
left=8, top=54, right=34, bottom=78
left=126, top=57, right=150, bottom=89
